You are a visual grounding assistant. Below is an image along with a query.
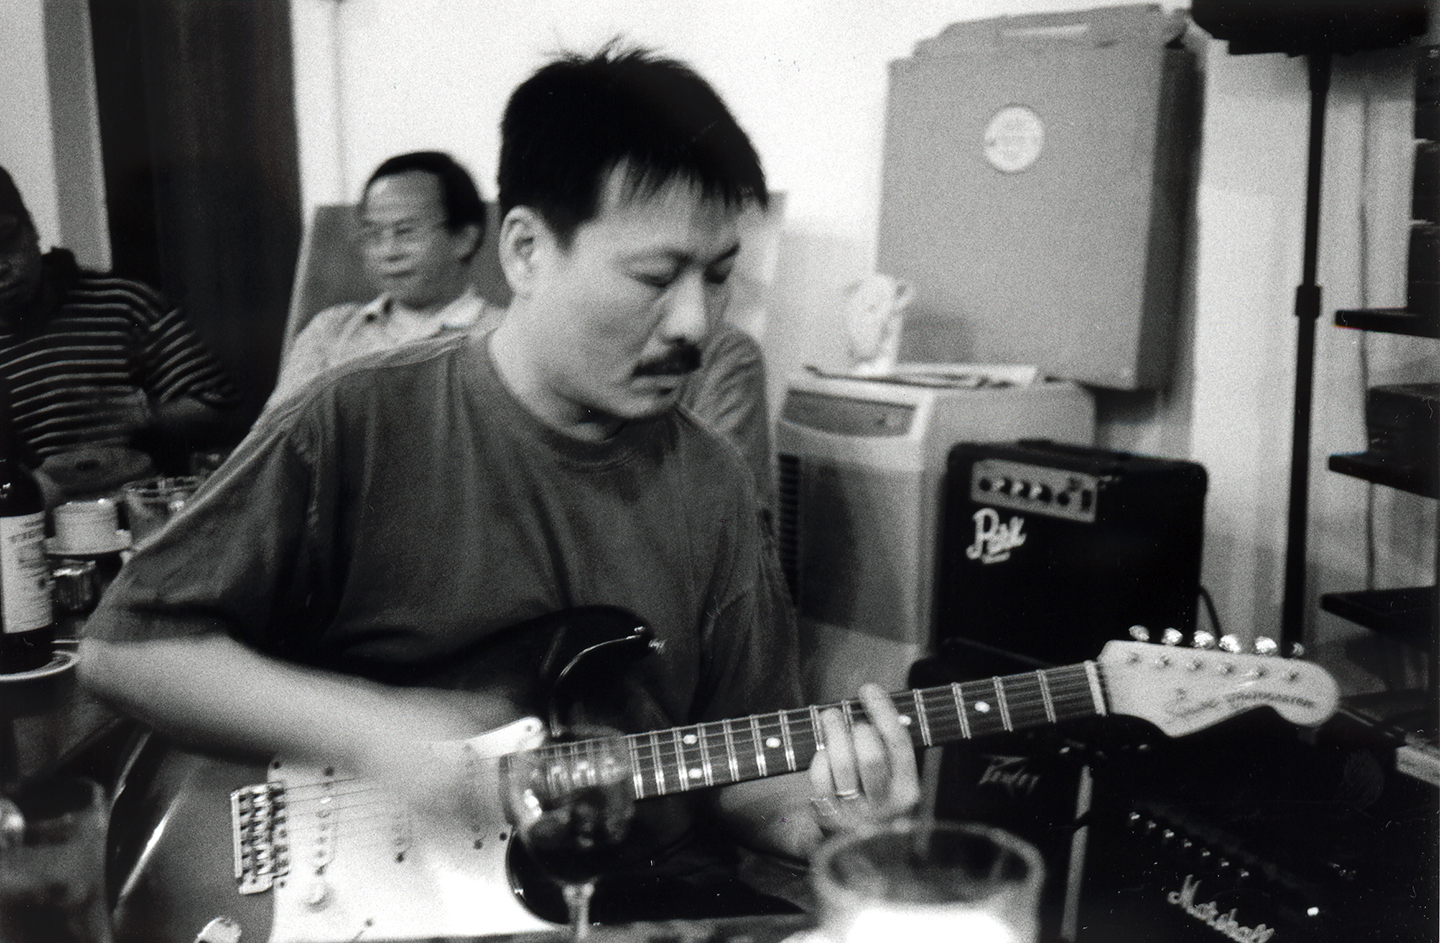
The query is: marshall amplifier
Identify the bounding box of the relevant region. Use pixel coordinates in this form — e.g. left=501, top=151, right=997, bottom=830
left=934, top=440, right=1207, bottom=678
left=1075, top=709, right=1439, bottom=942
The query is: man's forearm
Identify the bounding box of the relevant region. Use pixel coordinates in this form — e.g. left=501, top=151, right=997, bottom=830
left=76, top=634, right=519, bottom=813
left=149, top=395, right=235, bottom=443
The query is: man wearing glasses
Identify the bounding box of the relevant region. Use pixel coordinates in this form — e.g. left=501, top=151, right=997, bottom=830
left=267, top=151, right=497, bottom=406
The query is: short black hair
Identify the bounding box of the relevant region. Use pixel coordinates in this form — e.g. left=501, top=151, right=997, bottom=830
left=498, top=43, right=768, bottom=247
left=0, top=165, right=32, bottom=227
left=362, top=151, right=487, bottom=253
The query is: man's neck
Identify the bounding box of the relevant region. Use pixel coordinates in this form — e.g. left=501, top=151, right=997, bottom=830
left=487, top=317, right=624, bottom=443
left=389, top=283, right=473, bottom=320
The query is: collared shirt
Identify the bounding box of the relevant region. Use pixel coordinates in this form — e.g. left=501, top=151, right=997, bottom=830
left=267, top=286, right=495, bottom=407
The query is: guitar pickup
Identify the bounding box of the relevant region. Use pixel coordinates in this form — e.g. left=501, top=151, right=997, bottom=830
left=231, top=782, right=290, bottom=894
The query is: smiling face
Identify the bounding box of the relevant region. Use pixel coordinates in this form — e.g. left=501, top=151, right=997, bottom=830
left=358, top=170, right=479, bottom=312
left=494, top=170, right=743, bottom=439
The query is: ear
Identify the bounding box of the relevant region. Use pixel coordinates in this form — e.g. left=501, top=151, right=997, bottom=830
left=497, top=206, right=546, bottom=298
left=452, top=222, right=483, bottom=263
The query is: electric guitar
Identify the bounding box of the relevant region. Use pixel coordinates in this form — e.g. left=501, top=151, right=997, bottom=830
left=106, top=608, right=1339, bottom=943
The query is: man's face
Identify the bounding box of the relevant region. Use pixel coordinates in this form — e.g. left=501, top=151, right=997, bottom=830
left=358, top=170, right=476, bottom=310
left=0, top=212, right=43, bottom=321
left=521, top=173, right=742, bottom=427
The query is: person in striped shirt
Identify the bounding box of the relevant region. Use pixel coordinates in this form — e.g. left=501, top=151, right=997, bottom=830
left=0, top=165, right=242, bottom=502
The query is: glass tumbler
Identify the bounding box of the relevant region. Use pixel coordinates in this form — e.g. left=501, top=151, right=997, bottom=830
left=0, top=776, right=114, bottom=943
left=812, top=820, right=1045, bottom=943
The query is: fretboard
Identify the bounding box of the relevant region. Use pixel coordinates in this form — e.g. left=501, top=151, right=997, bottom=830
left=534, top=661, right=1108, bottom=800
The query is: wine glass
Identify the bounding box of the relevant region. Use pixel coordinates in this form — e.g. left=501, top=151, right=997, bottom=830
left=502, top=730, right=636, bottom=940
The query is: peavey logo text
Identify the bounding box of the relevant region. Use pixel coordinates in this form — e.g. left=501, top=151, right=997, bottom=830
left=977, top=754, right=1041, bottom=798
left=1167, top=875, right=1276, bottom=943
left=966, top=508, right=1026, bottom=564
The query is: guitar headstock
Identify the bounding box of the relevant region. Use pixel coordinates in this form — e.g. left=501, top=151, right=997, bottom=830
left=1098, top=637, right=1339, bottom=738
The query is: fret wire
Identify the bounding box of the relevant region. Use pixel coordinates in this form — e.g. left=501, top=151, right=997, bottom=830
left=781, top=711, right=798, bottom=771
left=993, top=677, right=1013, bottom=731
left=841, top=700, right=857, bottom=732
left=951, top=682, right=972, bottom=739
left=1036, top=670, right=1057, bottom=725
left=808, top=706, right=825, bottom=751
left=912, top=689, right=932, bottom=746
left=722, top=719, right=740, bottom=784
left=626, top=735, right=644, bottom=798
left=648, top=732, right=665, bottom=796
left=750, top=716, right=768, bottom=778
left=698, top=724, right=714, bottom=787
left=672, top=728, right=690, bottom=791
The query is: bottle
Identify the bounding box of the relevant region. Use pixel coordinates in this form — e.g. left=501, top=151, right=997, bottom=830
left=0, top=378, right=53, bottom=673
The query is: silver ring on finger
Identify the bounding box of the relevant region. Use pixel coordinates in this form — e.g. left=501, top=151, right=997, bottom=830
left=835, top=787, right=862, bottom=801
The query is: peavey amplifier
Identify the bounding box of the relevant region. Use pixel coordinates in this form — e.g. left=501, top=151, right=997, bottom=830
left=1076, top=709, right=1439, bottom=943
left=934, top=440, right=1207, bottom=678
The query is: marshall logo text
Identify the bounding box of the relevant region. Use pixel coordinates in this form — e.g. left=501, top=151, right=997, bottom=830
left=1167, top=874, right=1276, bottom=942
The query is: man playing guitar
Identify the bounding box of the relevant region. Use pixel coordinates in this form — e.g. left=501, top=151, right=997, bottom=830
left=79, top=43, right=920, bottom=933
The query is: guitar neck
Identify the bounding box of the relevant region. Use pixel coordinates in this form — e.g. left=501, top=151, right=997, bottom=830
left=537, top=661, right=1108, bottom=800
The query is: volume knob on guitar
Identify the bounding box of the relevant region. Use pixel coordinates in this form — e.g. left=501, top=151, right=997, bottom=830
left=303, top=879, right=332, bottom=911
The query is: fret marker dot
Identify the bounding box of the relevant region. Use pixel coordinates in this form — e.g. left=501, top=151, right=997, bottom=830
left=687, top=768, right=702, bottom=780
left=683, top=734, right=698, bottom=745
left=898, top=715, right=912, bottom=726
left=765, top=737, right=781, bottom=749
left=975, top=701, right=991, bottom=713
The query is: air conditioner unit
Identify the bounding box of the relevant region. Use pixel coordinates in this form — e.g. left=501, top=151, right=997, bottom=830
left=776, top=370, right=1094, bottom=701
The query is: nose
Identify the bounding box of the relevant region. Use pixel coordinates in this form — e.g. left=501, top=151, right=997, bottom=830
left=658, top=273, right=715, bottom=348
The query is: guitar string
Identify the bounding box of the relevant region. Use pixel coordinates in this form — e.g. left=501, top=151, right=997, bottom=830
left=269, top=692, right=1106, bottom=802
left=265, top=667, right=1110, bottom=800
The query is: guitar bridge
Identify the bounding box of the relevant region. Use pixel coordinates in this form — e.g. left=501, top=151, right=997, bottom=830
left=231, top=781, right=290, bottom=894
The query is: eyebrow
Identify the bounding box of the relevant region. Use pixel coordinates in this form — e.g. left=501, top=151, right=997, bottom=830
left=624, top=242, right=742, bottom=268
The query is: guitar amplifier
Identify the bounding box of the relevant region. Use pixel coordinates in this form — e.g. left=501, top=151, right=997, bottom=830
left=1075, top=710, right=1440, bottom=943
left=933, top=440, right=1206, bottom=678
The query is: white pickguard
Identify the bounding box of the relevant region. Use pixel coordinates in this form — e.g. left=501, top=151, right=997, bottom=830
left=252, top=717, right=557, bottom=943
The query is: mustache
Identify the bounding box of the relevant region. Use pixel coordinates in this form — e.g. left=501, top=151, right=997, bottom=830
left=634, top=345, right=703, bottom=377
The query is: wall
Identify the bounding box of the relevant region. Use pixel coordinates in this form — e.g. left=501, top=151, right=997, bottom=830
left=0, top=0, right=108, bottom=269
left=4, top=0, right=1434, bottom=684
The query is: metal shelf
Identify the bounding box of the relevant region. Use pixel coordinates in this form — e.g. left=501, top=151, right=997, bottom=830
left=1329, top=452, right=1439, bottom=499
left=1335, top=308, right=1440, bottom=338
left=1321, top=586, right=1437, bottom=649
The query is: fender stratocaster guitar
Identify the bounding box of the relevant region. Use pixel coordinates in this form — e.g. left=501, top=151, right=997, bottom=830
left=107, top=608, right=1338, bottom=943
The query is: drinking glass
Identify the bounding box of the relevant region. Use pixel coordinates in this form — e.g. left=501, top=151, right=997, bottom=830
left=812, top=820, right=1044, bottom=943
left=0, top=777, right=113, bottom=943
left=502, top=732, right=636, bottom=940
left=120, top=475, right=202, bottom=543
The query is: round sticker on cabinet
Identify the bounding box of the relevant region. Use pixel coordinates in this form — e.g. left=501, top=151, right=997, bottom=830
left=983, top=105, right=1044, bottom=173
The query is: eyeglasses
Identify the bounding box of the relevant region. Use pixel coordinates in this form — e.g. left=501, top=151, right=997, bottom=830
left=356, top=219, right=448, bottom=249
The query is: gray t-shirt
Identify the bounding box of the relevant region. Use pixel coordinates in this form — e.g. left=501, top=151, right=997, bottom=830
left=93, top=328, right=800, bottom=728
left=91, top=327, right=804, bottom=883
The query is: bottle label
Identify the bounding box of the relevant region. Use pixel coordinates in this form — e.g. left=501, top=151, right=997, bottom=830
left=1, top=512, right=52, bottom=633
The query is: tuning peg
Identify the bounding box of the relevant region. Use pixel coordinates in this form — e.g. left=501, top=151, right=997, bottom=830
left=1129, top=625, right=1151, bottom=642
left=1254, top=636, right=1279, bottom=656
left=1218, top=634, right=1242, bottom=653
left=1191, top=630, right=1216, bottom=649
left=1161, top=627, right=1184, bottom=647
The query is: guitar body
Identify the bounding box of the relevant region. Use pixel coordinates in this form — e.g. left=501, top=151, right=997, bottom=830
left=110, top=744, right=275, bottom=943
left=109, top=606, right=655, bottom=943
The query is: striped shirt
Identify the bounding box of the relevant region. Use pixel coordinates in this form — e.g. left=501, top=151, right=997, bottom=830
left=1, top=250, right=240, bottom=460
